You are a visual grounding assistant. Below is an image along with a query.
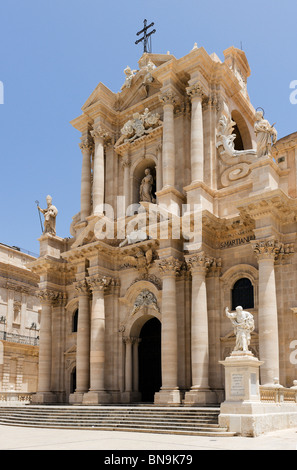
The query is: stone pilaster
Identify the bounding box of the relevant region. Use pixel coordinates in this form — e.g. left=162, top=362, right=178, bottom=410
left=186, top=83, right=205, bottom=183
left=252, top=238, right=281, bottom=386
left=79, top=137, right=93, bottom=221
left=184, top=252, right=217, bottom=404
left=155, top=256, right=182, bottom=405
left=82, top=275, right=112, bottom=404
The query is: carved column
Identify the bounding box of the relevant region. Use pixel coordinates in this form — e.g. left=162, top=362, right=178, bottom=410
left=252, top=239, right=280, bottom=385
left=184, top=253, right=217, bottom=404
left=186, top=83, right=205, bottom=183
left=91, top=125, right=110, bottom=216
left=33, top=290, right=59, bottom=403
left=72, top=280, right=90, bottom=403
left=124, top=337, right=134, bottom=393
left=159, top=90, right=178, bottom=189
left=133, top=338, right=141, bottom=392
left=79, top=137, right=93, bottom=221
left=155, top=257, right=182, bottom=404
left=83, top=275, right=112, bottom=404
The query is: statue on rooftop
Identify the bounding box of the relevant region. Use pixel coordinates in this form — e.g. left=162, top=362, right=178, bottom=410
left=254, top=110, right=277, bottom=158
left=38, top=195, right=58, bottom=236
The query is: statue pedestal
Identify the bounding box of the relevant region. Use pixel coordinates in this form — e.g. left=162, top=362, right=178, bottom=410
left=219, top=352, right=265, bottom=436
left=38, top=233, right=66, bottom=258
left=219, top=352, right=263, bottom=403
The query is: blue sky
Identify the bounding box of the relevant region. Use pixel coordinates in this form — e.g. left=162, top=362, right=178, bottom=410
left=0, top=0, right=296, bottom=254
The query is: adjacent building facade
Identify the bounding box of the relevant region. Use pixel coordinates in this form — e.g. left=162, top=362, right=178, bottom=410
left=29, top=45, right=297, bottom=405
left=0, top=243, right=40, bottom=402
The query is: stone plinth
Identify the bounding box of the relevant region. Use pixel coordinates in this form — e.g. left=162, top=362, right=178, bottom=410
left=82, top=391, right=111, bottom=405
left=219, top=352, right=263, bottom=403
left=218, top=352, right=297, bottom=436
left=39, top=233, right=66, bottom=258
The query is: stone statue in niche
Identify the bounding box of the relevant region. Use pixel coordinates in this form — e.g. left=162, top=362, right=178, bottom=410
left=139, top=168, right=155, bottom=203
left=254, top=110, right=277, bottom=158
left=225, top=306, right=255, bottom=354
left=38, top=195, right=58, bottom=236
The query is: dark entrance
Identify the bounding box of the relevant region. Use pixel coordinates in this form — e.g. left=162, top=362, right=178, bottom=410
left=138, top=317, right=161, bottom=402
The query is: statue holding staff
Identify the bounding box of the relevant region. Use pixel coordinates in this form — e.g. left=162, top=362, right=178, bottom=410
left=37, top=195, right=58, bottom=236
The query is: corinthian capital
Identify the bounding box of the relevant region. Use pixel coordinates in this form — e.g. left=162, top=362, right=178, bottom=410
left=159, top=89, right=179, bottom=107
left=185, top=252, right=215, bottom=274
left=252, top=238, right=294, bottom=262
left=186, top=82, right=205, bottom=99
left=251, top=238, right=282, bottom=261
left=157, top=256, right=182, bottom=277
left=38, top=289, right=64, bottom=305
left=79, top=137, right=94, bottom=153
left=74, top=280, right=89, bottom=295
left=91, top=125, right=111, bottom=144
left=86, top=274, right=113, bottom=292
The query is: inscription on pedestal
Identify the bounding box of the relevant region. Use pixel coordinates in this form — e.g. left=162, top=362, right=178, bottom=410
left=231, top=374, right=245, bottom=396
left=250, top=373, right=257, bottom=395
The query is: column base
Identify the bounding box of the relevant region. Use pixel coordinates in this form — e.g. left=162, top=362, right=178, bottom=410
left=121, top=391, right=142, bottom=404
left=183, top=388, right=218, bottom=405
left=69, top=391, right=86, bottom=405
left=154, top=388, right=182, bottom=405
left=31, top=392, right=57, bottom=405
left=82, top=390, right=111, bottom=405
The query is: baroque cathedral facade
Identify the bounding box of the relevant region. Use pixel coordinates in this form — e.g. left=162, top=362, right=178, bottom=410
left=29, top=45, right=297, bottom=405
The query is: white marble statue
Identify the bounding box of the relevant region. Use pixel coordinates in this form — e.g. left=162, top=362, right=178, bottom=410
left=121, top=66, right=137, bottom=90
left=254, top=110, right=277, bottom=158
left=38, top=195, right=58, bottom=236
left=225, top=306, right=255, bottom=353
left=140, top=168, right=155, bottom=203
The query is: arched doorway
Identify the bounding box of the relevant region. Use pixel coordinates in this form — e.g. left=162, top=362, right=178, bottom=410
left=138, top=317, right=161, bottom=402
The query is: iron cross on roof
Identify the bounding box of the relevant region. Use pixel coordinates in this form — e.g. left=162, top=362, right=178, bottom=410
left=135, top=19, right=156, bottom=54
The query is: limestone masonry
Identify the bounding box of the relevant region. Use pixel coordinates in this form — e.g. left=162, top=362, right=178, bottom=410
left=5, top=44, right=296, bottom=434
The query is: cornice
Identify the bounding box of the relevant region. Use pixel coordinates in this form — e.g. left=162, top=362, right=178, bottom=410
left=237, top=189, right=297, bottom=224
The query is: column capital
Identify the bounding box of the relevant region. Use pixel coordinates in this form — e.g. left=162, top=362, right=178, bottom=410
left=186, top=82, right=205, bottom=100
left=123, top=336, right=137, bottom=345
left=157, top=256, right=182, bottom=278
left=79, top=137, right=94, bottom=153
left=74, top=279, right=90, bottom=296
left=159, top=89, right=179, bottom=107
left=252, top=238, right=295, bottom=262
left=121, top=156, right=131, bottom=169
left=86, top=274, right=113, bottom=293
left=91, top=125, right=111, bottom=145
left=185, top=252, right=215, bottom=275
left=38, top=289, right=64, bottom=305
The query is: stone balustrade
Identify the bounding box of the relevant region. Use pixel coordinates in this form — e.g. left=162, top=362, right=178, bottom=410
left=260, top=381, right=297, bottom=403
left=0, top=392, right=33, bottom=405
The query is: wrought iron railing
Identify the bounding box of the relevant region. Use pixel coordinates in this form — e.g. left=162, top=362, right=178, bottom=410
left=0, top=331, right=39, bottom=346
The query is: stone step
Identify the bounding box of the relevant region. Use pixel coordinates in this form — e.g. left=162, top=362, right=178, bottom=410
left=0, top=406, right=234, bottom=437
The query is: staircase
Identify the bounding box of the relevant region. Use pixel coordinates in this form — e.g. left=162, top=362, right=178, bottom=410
left=0, top=405, right=235, bottom=436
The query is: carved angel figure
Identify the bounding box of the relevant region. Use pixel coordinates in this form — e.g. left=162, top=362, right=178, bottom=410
left=217, top=115, right=256, bottom=160
left=121, top=66, right=138, bottom=90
